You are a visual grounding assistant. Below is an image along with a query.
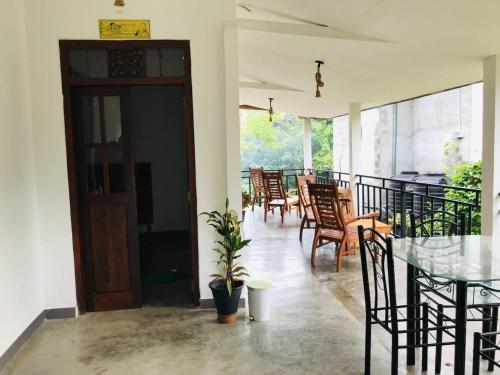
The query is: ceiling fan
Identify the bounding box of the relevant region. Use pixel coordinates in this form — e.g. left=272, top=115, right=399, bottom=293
left=239, top=104, right=267, bottom=111
left=238, top=3, right=328, bottom=28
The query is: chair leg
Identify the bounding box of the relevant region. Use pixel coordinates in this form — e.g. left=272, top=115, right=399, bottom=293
left=280, top=206, right=284, bottom=223
left=365, top=317, right=371, bottom=375
left=311, top=229, right=320, bottom=267
left=415, top=283, right=421, bottom=345
left=488, top=307, right=498, bottom=371
left=482, top=307, right=491, bottom=356
left=422, top=303, right=428, bottom=372
left=336, top=238, right=347, bottom=272
left=391, top=332, right=398, bottom=375
left=435, top=304, right=444, bottom=374
left=473, top=332, right=481, bottom=375
left=252, top=195, right=256, bottom=212
left=299, top=215, right=307, bottom=242
left=264, top=204, right=268, bottom=222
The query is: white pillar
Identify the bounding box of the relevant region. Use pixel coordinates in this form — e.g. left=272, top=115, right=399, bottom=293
left=348, top=103, right=362, bottom=189
left=224, top=21, right=241, bottom=212
left=481, top=56, right=500, bottom=236
left=303, top=117, right=312, bottom=170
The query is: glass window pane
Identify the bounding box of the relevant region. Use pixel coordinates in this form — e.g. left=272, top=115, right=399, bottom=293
left=108, top=148, right=125, bottom=193
left=104, top=96, right=122, bottom=143
left=145, top=49, right=161, bottom=77
left=146, top=48, right=184, bottom=77
left=69, top=49, right=108, bottom=78
left=160, top=48, right=184, bottom=76
left=85, top=148, right=104, bottom=193
left=82, top=97, right=101, bottom=144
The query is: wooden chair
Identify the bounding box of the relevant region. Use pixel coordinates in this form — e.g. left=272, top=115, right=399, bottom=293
left=296, top=174, right=316, bottom=241
left=249, top=167, right=266, bottom=211
left=262, top=171, right=300, bottom=223
left=338, top=187, right=393, bottom=249
left=307, top=181, right=379, bottom=272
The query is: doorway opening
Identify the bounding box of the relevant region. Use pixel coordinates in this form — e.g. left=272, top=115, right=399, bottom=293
left=60, top=40, right=199, bottom=312
left=130, top=85, right=192, bottom=307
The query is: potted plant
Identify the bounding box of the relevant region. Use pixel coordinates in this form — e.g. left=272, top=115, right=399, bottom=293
left=241, top=191, right=251, bottom=222
left=201, top=199, right=251, bottom=323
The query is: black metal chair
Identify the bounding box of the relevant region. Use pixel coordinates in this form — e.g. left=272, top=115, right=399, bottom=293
left=473, top=329, right=500, bottom=374
left=410, top=210, right=500, bottom=372
left=409, top=210, right=466, bottom=238
left=357, top=225, right=455, bottom=375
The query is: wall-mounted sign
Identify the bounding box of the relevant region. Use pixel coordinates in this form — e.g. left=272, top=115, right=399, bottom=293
left=99, top=19, right=150, bottom=39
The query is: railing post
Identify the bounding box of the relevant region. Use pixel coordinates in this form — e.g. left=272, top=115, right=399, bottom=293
left=400, top=182, right=407, bottom=238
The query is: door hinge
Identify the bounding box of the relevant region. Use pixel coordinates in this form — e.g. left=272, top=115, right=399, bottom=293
left=187, top=191, right=191, bottom=202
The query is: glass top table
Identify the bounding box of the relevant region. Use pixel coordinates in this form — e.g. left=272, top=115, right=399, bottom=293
left=391, top=235, right=500, bottom=375
left=391, top=235, right=500, bottom=282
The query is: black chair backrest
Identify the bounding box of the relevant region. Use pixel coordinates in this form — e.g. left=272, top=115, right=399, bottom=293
left=357, top=225, right=398, bottom=332
left=409, top=210, right=467, bottom=238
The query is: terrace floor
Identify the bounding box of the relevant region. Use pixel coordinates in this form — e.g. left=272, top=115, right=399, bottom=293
left=0, top=210, right=488, bottom=374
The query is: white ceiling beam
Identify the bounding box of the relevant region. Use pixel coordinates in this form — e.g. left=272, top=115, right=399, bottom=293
left=237, top=19, right=389, bottom=43
left=239, top=80, right=304, bottom=92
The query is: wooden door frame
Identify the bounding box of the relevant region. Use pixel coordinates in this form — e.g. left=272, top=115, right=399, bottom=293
left=59, top=40, right=200, bottom=313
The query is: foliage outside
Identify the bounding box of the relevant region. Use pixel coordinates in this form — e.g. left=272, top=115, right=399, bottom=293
left=201, top=199, right=250, bottom=295
left=311, top=118, right=333, bottom=170
left=240, top=110, right=333, bottom=171
left=445, top=160, right=482, bottom=234
left=241, top=191, right=251, bottom=209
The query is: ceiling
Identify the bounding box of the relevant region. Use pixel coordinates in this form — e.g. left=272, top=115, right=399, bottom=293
left=237, top=0, right=500, bottom=118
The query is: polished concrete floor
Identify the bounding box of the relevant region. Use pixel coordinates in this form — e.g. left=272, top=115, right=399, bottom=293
left=1, top=209, right=490, bottom=374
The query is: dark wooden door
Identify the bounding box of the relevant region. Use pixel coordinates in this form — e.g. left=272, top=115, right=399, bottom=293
left=73, top=87, right=141, bottom=311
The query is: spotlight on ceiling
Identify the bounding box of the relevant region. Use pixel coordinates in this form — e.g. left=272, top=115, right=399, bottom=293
left=315, top=60, right=325, bottom=98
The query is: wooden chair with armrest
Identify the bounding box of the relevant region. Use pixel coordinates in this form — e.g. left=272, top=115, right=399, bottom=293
left=249, top=167, right=266, bottom=211
left=262, top=171, right=300, bottom=223
left=296, top=174, right=316, bottom=241
left=338, top=187, right=392, bottom=252
left=307, top=181, right=378, bottom=272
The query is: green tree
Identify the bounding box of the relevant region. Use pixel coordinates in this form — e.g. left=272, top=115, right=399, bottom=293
left=445, top=160, right=482, bottom=234
left=240, top=110, right=303, bottom=170
left=311, top=118, right=333, bottom=170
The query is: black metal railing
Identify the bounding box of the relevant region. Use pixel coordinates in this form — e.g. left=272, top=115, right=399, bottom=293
left=313, top=169, right=351, bottom=188
left=355, top=174, right=481, bottom=237
left=241, top=169, right=481, bottom=236
left=241, top=168, right=305, bottom=196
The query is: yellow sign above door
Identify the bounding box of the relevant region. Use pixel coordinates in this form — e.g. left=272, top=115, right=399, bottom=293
left=99, top=19, right=150, bottom=39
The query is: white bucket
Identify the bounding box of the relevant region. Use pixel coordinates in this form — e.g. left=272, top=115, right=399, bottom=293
left=247, top=279, right=272, bottom=321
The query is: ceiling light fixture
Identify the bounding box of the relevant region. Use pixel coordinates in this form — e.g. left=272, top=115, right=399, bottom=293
left=114, top=0, right=125, bottom=7
left=315, top=60, right=325, bottom=98
left=268, top=98, right=274, bottom=122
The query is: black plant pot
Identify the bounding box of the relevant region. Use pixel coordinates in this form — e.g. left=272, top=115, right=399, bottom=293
left=209, top=279, right=244, bottom=323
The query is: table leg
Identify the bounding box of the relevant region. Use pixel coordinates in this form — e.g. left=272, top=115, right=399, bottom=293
left=406, top=263, right=416, bottom=365
left=454, top=280, right=467, bottom=375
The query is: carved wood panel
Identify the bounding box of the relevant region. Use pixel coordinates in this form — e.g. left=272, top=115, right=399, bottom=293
left=109, top=49, right=146, bottom=78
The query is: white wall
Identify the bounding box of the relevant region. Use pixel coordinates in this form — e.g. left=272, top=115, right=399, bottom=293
left=22, top=0, right=239, bottom=306
left=0, top=0, right=43, bottom=356
left=334, top=84, right=484, bottom=178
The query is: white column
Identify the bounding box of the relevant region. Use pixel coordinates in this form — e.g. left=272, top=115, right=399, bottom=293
left=303, top=117, right=312, bottom=170
left=481, top=56, right=500, bottom=236
left=348, top=103, right=362, bottom=189
left=224, top=21, right=241, bottom=212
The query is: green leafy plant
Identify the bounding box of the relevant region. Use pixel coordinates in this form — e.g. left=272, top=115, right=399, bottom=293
left=201, top=199, right=251, bottom=295
left=445, top=160, right=482, bottom=234
left=241, top=191, right=252, bottom=209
